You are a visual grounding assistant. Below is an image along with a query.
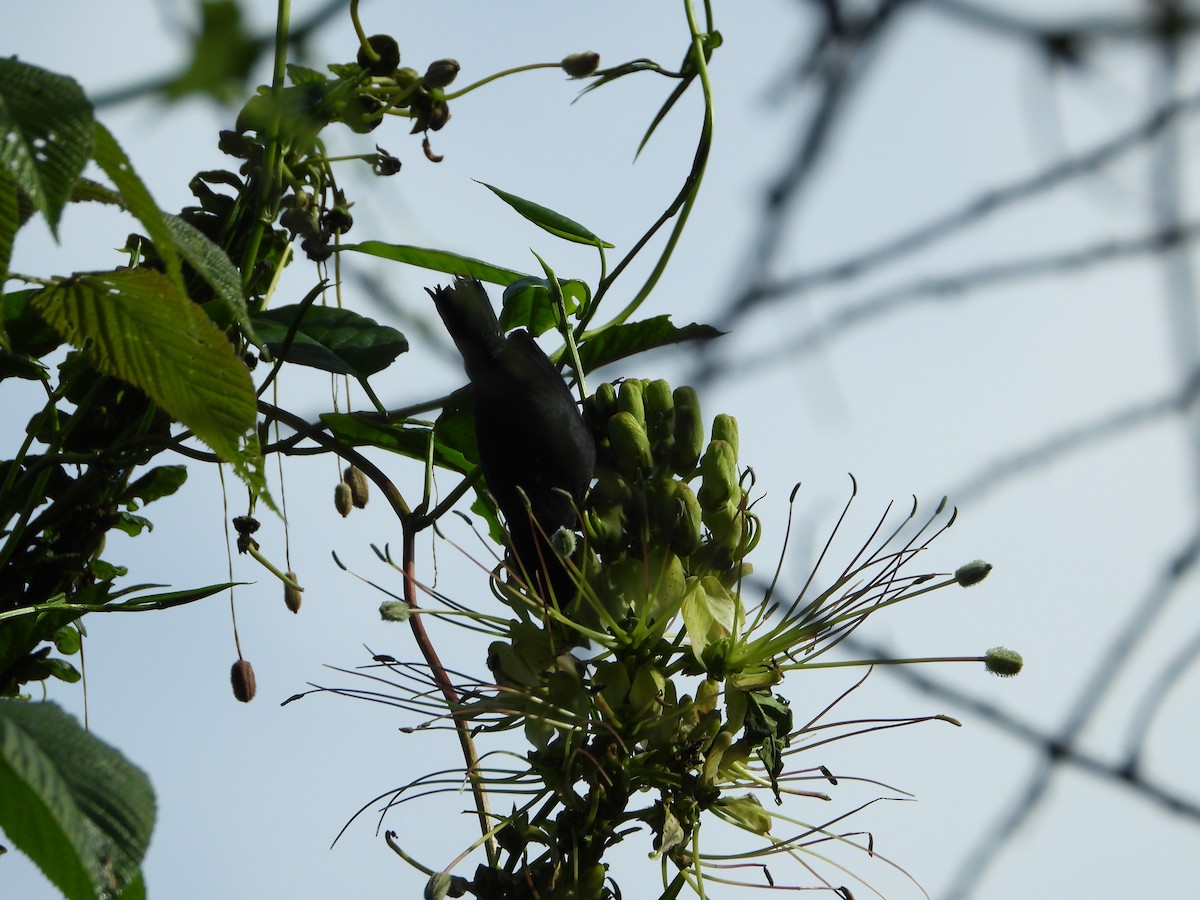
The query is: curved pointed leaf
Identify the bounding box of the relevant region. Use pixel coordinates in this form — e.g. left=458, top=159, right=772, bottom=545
left=478, top=182, right=613, bottom=248
left=342, top=242, right=527, bottom=286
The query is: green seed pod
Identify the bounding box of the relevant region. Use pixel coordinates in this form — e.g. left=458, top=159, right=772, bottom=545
left=710, top=413, right=739, bottom=459
left=670, top=386, right=704, bottom=475
left=607, top=411, right=654, bottom=480
left=617, top=379, right=646, bottom=428
left=644, top=379, right=676, bottom=460
left=697, top=440, right=738, bottom=510
left=357, top=34, right=400, bottom=76
left=702, top=496, right=744, bottom=549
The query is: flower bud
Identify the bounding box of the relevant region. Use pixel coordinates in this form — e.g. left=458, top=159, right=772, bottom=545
left=669, top=386, right=704, bottom=474
left=561, top=51, right=600, bottom=78
left=984, top=646, right=1023, bottom=677
left=422, top=58, right=460, bottom=89
left=616, top=379, right=646, bottom=428
left=587, top=381, right=618, bottom=428
left=644, top=379, right=675, bottom=458
left=607, top=411, right=654, bottom=480
left=710, top=413, right=739, bottom=459
left=651, top=479, right=702, bottom=557
left=955, top=559, right=992, bottom=587
left=334, top=481, right=353, bottom=517
left=230, top=659, right=256, bottom=703
left=697, top=440, right=738, bottom=510
left=344, top=465, right=369, bottom=508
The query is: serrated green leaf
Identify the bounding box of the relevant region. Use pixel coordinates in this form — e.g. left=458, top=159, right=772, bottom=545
left=162, top=213, right=259, bottom=344
left=342, top=242, right=528, bottom=286
left=252, top=304, right=407, bottom=378
left=120, top=465, right=188, bottom=508
left=0, top=700, right=154, bottom=900
left=91, top=123, right=183, bottom=293
left=577, top=316, right=722, bottom=372
left=0, top=58, right=94, bottom=237
left=500, top=277, right=587, bottom=338
left=31, top=269, right=256, bottom=464
left=477, top=182, right=613, bottom=248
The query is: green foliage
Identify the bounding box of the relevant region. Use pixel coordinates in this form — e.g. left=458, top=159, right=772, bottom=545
left=1, top=4, right=1015, bottom=898
left=32, top=269, right=257, bottom=464
left=0, top=58, right=94, bottom=238
left=0, top=700, right=155, bottom=899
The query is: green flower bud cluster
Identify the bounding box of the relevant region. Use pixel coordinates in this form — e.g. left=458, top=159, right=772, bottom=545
left=582, top=379, right=758, bottom=613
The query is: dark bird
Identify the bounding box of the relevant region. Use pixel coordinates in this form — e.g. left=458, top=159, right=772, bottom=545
left=430, top=277, right=595, bottom=602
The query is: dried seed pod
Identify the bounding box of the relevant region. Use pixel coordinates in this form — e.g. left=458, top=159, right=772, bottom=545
left=422, top=58, right=461, bottom=89
left=230, top=659, right=257, bottom=703
left=284, top=571, right=302, bottom=613
left=343, top=465, right=369, bottom=508
left=334, top=481, right=353, bottom=517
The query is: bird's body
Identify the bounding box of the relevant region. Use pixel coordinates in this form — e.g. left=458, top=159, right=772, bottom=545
left=431, top=278, right=595, bottom=601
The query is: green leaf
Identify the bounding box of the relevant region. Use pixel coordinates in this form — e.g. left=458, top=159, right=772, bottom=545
left=163, top=213, right=259, bottom=344
left=3, top=290, right=62, bottom=357
left=251, top=304, right=408, bottom=379
left=111, top=511, right=153, bottom=537
left=120, top=465, right=188, bottom=508
left=0, top=58, right=94, bottom=237
left=322, top=413, right=473, bottom=474
left=163, top=0, right=264, bottom=104
left=342, top=242, right=528, bottom=286
left=91, top=123, right=184, bottom=293
left=577, top=316, right=722, bottom=372
left=0, top=700, right=154, bottom=900
left=680, top=575, right=738, bottom=662
left=0, top=172, right=17, bottom=320
left=500, top=277, right=587, bottom=338
left=32, top=269, right=256, bottom=465
left=477, top=182, right=613, bottom=248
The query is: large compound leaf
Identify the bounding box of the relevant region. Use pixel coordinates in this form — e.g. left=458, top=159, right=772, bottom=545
left=164, top=213, right=259, bottom=344
left=343, top=242, right=527, bottom=287
left=0, top=58, right=93, bottom=237
left=576, top=315, right=722, bottom=372
left=0, top=700, right=155, bottom=900
left=252, top=304, right=408, bottom=378
left=32, top=269, right=256, bottom=464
